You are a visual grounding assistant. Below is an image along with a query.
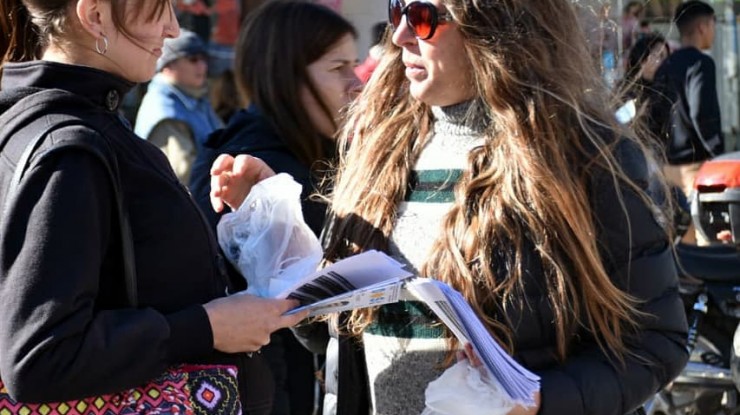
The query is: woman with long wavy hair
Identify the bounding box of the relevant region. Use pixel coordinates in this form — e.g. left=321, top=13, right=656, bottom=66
left=211, top=0, right=689, bottom=414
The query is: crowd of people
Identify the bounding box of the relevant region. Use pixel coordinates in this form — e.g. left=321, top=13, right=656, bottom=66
left=0, top=0, right=731, bottom=414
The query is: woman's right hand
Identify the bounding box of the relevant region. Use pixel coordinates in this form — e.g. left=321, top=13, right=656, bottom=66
left=203, top=293, right=308, bottom=354
left=209, top=154, right=275, bottom=213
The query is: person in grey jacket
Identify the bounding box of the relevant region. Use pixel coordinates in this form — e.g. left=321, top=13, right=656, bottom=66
left=211, top=0, right=689, bottom=414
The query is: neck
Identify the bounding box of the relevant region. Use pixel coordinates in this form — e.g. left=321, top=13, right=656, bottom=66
left=43, top=40, right=125, bottom=79
left=681, top=35, right=706, bottom=50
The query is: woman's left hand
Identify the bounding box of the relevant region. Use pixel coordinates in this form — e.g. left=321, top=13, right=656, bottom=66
left=458, top=343, right=540, bottom=415
left=209, top=154, right=275, bottom=213
left=506, top=392, right=540, bottom=415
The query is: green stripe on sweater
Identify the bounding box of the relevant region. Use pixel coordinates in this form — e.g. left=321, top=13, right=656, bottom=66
left=366, top=301, right=445, bottom=339
left=405, top=169, right=462, bottom=203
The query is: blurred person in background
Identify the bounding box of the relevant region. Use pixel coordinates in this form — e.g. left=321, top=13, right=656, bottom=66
left=621, top=1, right=645, bottom=60
left=208, top=0, right=240, bottom=78
left=175, top=0, right=211, bottom=42
left=189, top=2, right=362, bottom=414
left=615, top=33, right=671, bottom=135
left=652, top=0, right=723, bottom=244
left=210, top=68, right=242, bottom=124
left=135, top=29, right=223, bottom=184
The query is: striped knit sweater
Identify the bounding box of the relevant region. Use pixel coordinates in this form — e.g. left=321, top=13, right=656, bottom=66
left=363, top=100, right=488, bottom=415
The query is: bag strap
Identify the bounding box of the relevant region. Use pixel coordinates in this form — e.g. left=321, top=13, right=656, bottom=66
left=0, top=108, right=138, bottom=308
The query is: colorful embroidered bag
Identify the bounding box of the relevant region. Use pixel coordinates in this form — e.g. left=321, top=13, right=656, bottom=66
left=0, top=365, right=241, bottom=415
left=0, top=90, right=243, bottom=415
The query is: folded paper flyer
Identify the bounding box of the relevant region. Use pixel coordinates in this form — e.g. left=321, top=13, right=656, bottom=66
left=404, top=278, right=540, bottom=407
left=281, top=251, right=540, bottom=407
left=282, top=250, right=414, bottom=317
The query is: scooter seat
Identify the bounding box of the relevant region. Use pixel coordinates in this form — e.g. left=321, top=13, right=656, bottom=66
left=675, top=243, right=740, bottom=283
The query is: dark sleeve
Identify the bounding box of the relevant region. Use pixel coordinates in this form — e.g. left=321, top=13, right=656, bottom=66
left=0, top=147, right=213, bottom=402
left=538, top=145, right=689, bottom=415
left=688, top=57, right=724, bottom=156
left=646, top=66, right=674, bottom=146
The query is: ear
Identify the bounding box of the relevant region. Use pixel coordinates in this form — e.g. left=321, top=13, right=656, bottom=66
left=75, top=0, right=108, bottom=38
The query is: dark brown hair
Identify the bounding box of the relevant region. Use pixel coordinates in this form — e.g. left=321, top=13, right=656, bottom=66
left=234, top=0, right=357, bottom=166
left=0, top=0, right=171, bottom=66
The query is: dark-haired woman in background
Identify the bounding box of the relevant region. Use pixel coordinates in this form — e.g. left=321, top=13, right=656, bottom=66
left=616, top=33, right=671, bottom=139
left=189, top=2, right=361, bottom=414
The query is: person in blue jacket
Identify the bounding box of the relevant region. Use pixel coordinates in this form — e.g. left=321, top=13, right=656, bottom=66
left=135, top=29, right=223, bottom=184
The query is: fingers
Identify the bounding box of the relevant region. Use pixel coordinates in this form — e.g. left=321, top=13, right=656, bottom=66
left=273, top=299, right=309, bottom=329
left=209, top=154, right=235, bottom=213
left=210, top=154, right=235, bottom=175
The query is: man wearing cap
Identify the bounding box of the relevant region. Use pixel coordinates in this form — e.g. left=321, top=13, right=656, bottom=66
left=135, top=29, right=224, bottom=184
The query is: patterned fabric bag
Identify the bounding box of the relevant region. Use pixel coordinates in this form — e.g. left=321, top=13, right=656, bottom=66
left=0, top=91, right=243, bottom=415
left=0, top=365, right=242, bottom=415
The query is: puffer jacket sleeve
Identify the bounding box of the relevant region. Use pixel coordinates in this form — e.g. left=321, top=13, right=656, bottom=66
left=537, top=142, right=689, bottom=415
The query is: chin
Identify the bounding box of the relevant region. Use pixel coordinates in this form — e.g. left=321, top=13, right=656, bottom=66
left=409, top=84, right=431, bottom=105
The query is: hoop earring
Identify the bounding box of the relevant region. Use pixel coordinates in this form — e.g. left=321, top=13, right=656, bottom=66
left=95, top=35, right=109, bottom=55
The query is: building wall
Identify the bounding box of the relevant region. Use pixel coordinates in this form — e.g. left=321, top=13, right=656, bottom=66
left=341, top=0, right=387, bottom=59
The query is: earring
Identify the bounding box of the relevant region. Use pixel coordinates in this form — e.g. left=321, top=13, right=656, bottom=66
left=95, top=35, right=109, bottom=55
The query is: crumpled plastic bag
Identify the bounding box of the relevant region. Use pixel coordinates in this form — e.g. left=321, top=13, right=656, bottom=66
left=217, top=173, right=323, bottom=298
left=421, top=360, right=514, bottom=415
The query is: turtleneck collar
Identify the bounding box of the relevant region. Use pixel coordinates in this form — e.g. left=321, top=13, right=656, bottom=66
left=1, top=60, right=135, bottom=113
left=431, top=99, right=490, bottom=137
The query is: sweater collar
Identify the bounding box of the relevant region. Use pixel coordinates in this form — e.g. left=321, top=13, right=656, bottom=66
left=1, top=60, right=135, bottom=113
left=431, top=99, right=489, bottom=137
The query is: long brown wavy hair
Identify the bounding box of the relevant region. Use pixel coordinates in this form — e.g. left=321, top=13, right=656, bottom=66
left=323, top=0, right=667, bottom=363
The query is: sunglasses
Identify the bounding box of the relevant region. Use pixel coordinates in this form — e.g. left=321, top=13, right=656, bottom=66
left=388, top=0, right=454, bottom=40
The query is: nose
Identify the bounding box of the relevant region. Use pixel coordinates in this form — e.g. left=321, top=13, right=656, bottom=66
left=391, top=16, right=416, bottom=47
left=347, top=71, right=363, bottom=98
left=164, top=3, right=181, bottom=39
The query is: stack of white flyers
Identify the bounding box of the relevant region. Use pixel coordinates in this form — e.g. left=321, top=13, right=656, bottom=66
left=282, top=250, right=414, bottom=317
left=405, top=278, right=540, bottom=407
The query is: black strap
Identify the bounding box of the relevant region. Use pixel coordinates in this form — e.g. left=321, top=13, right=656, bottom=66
left=0, top=105, right=138, bottom=308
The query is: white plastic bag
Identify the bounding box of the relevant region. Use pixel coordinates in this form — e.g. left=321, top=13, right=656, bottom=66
left=421, top=360, right=514, bottom=415
left=217, top=173, right=323, bottom=298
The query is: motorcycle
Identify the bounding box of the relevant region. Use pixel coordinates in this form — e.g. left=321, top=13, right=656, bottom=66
left=645, top=242, right=740, bottom=415
left=645, top=152, right=740, bottom=415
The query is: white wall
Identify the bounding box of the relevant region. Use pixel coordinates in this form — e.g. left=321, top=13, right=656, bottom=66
left=341, top=0, right=387, bottom=59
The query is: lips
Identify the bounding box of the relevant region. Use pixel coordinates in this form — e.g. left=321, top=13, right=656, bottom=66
left=404, top=61, right=426, bottom=80
left=403, top=61, right=424, bottom=70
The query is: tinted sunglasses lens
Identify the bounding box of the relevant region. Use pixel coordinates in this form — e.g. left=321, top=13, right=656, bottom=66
left=407, top=3, right=435, bottom=39
left=389, top=0, right=403, bottom=28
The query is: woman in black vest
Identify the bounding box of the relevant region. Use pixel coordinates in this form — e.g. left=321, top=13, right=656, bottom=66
left=0, top=1, right=306, bottom=412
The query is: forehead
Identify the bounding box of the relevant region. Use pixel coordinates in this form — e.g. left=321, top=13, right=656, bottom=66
left=314, top=34, right=357, bottom=62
